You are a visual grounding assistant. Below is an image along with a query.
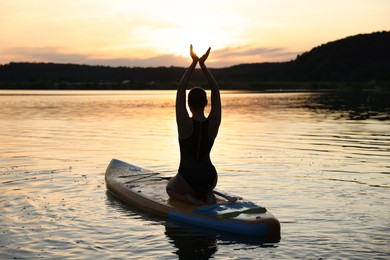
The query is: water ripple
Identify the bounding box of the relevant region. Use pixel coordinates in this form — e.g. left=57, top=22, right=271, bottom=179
left=1, top=90, right=389, bottom=259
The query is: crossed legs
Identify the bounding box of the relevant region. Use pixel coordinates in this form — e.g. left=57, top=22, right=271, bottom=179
left=166, top=174, right=216, bottom=205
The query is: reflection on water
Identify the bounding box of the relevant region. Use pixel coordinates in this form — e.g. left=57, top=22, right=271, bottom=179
left=305, top=91, right=390, bottom=120
left=0, top=90, right=389, bottom=259
left=165, top=223, right=218, bottom=260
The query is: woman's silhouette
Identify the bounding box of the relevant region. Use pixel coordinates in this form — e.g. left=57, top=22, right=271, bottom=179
left=166, top=45, right=221, bottom=205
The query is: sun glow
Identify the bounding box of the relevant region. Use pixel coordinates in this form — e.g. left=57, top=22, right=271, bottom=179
left=157, top=24, right=244, bottom=64
left=1, top=0, right=388, bottom=67
left=146, top=5, right=246, bottom=59
left=172, top=31, right=224, bottom=58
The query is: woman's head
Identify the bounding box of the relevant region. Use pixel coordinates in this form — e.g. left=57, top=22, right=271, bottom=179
left=188, top=87, right=207, bottom=111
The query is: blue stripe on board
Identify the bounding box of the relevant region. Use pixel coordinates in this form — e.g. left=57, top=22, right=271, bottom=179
left=167, top=210, right=267, bottom=236
left=193, top=201, right=261, bottom=217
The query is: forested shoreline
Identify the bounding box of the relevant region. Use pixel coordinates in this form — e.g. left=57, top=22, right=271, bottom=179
left=1, top=31, right=389, bottom=91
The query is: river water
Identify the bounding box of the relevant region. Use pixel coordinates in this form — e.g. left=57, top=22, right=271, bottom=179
left=0, top=90, right=389, bottom=259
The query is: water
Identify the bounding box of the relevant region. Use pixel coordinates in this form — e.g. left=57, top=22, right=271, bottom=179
left=0, top=90, right=389, bottom=259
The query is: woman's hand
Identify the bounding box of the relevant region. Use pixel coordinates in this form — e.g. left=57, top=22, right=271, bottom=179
left=190, top=44, right=199, bottom=63
left=199, top=47, right=211, bottom=64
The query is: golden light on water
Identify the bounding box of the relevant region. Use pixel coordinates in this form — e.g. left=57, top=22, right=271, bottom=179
left=1, top=90, right=390, bottom=258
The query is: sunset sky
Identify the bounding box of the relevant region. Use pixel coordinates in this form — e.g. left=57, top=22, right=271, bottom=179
left=1, top=0, right=389, bottom=68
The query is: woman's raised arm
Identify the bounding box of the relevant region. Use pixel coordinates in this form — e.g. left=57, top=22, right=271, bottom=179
left=199, top=47, right=221, bottom=139
left=176, top=45, right=198, bottom=137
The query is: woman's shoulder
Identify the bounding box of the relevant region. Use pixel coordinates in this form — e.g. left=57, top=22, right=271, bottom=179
left=178, top=118, right=193, bottom=139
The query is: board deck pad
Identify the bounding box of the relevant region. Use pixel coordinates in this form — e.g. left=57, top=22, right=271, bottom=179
left=105, top=159, right=280, bottom=237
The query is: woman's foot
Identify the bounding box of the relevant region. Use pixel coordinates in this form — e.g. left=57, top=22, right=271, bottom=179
left=205, top=191, right=217, bottom=204
left=186, top=194, right=206, bottom=205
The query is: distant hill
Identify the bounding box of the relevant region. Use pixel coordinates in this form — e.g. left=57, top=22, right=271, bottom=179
left=289, top=31, right=390, bottom=81
left=217, top=31, right=390, bottom=84
left=0, top=31, right=389, bottom=90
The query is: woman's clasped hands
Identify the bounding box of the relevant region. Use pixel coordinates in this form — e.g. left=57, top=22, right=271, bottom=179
left=190, top=44, right=211, bottom=64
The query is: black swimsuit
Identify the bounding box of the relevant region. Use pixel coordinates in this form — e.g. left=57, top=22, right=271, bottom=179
left=178, top=118, right=217, bottom=192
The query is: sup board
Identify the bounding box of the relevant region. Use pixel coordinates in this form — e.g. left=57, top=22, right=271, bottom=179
left=105, top=159, right=280, bottom=238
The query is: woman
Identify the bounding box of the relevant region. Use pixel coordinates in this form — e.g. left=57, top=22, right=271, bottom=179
left=166, top=45, right=221, bottom=205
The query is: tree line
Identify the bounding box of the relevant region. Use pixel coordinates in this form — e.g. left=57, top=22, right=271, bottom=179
left=0, top=31, right=389, bottom=90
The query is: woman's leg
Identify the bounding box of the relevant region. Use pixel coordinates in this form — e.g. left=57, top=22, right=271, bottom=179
left=166, top=174, right=205, bottom=205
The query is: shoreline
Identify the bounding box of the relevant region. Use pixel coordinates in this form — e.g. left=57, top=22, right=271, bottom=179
left=0, top=81, right=389, bottom=93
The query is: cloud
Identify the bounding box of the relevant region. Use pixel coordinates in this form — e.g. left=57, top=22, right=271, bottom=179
left=4, top=47, right=90, bottom=64
left=89, top=55, right=189, bottom=67
left=2, top=46, right=189, bottom=67
left=196, top=46, right=302, bottom=67
left=1, top=45, right=301, bottom=68
left=213, top=46, right=300, bottom=61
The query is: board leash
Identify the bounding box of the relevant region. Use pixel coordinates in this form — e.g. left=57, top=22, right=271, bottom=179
left=213, top=190, right=242, bottom=203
